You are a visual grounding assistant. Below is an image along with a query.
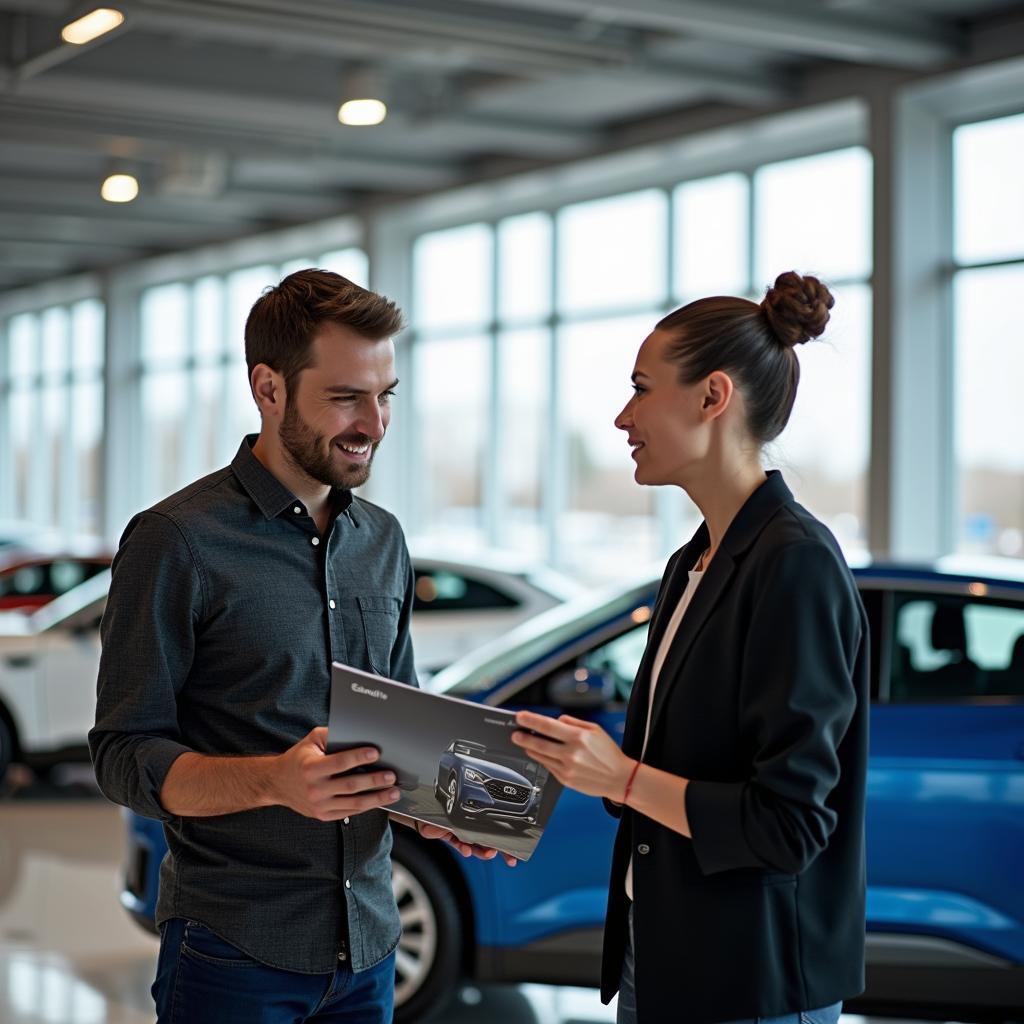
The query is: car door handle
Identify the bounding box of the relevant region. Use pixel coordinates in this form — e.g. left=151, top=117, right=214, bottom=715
left=5, top=655, right=34, bottom=669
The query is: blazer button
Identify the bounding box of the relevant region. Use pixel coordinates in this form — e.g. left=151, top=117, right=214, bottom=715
left=637, top=843, right=650, bottom=855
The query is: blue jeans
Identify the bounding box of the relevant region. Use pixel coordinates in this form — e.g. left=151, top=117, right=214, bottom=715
left=153, top=918, right=395, bottom=1024
left=616, top=905, right=842, bottom=1024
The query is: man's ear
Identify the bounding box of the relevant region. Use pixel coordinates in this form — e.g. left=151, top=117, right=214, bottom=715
left=701, top=370, right=734, bottom=420
left=251, top=364, right=285, bottom=417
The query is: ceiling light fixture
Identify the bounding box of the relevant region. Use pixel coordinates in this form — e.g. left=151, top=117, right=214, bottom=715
left=101, top=173, right=139, bottom=203
left=337, top=66, right=388, bottom=126
left=61, top=8, right=125, bottom=45
left=338, top=98, right=387, bottom=126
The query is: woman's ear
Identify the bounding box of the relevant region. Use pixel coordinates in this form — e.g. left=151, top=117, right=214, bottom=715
left=700, top=370, right=734, bottom=421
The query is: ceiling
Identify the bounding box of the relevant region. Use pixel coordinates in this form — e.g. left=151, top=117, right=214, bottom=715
left=0, top=0, right=1021, bottom=292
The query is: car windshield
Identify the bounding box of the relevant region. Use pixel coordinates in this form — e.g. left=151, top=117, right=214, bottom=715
left=454, top=742, right=486, bottom=756
left=434, top=578, right=656, bottom=698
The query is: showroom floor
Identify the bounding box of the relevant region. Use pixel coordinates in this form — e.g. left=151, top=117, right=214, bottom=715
left=0, top=767, right=934, bottom=1024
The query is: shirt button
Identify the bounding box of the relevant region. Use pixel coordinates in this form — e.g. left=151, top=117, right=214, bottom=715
left=345, top=879, right=351, bottom=889
left=343, top=817, right=350, bottom=825
left=311, top=537, right=320, bottom=547
left=337, top=951, right=347, bottom=962
left=293, top=506, right=302, bottom=515
left=329, top=599, right=336, bottom=610
left=637, top=843, right=650, bottom=855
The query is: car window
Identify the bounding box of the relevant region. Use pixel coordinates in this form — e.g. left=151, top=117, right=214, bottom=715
left=50, top=560, right=94, bottom=593
left=513, top=620, right=650, bottom=707
left=889, top=591, right=1024, bottom=702
left=413, top=570, right=518, bottom=612
left=578, top=623, right=650, bottom=701
left=1, top=565, right=47, bottom=597
left=0, top=559, right=108, bottom=599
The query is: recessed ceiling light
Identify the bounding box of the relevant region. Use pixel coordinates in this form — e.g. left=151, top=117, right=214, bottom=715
left=61, top=8, right=125, bottom=45
left=338, top=98, right=387, bottom=127
left=101, top=173, right=138, bottom=203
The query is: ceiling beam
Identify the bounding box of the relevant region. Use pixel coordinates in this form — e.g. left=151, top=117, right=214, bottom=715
left=3, top=71, right=600, bottom=159
left=0, top=236, right=144, bottom=255
left=0, top=175, right=271, bottom=224
left=12, top=16, right=132, bottom=82
left=0, top=107, right=463, bottom=191
left=128, top=0, right=626, bottom=77
left=0, top=0, right=65, bottom=12
left=469, top=0, right=963, bottom=68
left=128, top=0, right=790, bottom=103
left=0, top=211, right=239, bottom=246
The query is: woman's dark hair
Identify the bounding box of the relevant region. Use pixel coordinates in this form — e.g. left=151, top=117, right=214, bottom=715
left=245, top=268, right=405, bottom=395
left=656, top=270, right=834, bottom=444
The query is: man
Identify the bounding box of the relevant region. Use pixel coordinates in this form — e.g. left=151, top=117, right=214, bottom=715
left=90, top=269, right=511, bottom=1024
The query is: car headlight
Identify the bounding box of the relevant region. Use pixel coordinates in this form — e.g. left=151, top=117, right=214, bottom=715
left=463, top=768, right=486, bottom=784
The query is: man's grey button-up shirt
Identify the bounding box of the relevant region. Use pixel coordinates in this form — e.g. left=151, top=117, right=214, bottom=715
left=89, top=436, right=418, bottom=974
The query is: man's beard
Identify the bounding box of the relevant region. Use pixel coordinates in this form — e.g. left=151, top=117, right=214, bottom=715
left=279, top=400, right=378, bottom=490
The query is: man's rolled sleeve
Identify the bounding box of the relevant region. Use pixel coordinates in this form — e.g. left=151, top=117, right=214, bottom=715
left=89, top=511, right=204, bottom=821
left=686, top=541, right=859, bottom=876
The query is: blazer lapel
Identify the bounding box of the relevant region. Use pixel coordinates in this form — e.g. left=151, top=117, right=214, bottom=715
left=641, top=471, right=795, bottom=746
left=622, top=526, right=707, bottom=756
left=644, top=548, right=736, bottom=738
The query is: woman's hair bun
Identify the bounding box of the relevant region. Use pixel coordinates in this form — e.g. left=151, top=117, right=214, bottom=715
left=761, top=271, right=834, bottom=349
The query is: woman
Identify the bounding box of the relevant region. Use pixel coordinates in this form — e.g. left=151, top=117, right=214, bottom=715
left=512, top=272, right=869, bottom=1024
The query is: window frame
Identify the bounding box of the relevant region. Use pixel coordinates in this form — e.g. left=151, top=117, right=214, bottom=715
left=396, top=107, right=872, bottom=576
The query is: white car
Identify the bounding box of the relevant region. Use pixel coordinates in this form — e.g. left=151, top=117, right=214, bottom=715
left=409, top=553, right=579, bottom=679
left=0, top=556, right=577, bottom=781
left=0, top=572, right=107, bottom=781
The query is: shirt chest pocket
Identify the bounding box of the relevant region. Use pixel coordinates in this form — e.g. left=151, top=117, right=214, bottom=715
left=357, top=595, right=402, bottom=676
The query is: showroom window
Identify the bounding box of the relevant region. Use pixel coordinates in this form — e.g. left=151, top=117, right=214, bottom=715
left=410, top=225, right=494, bottom=553
left=136, top=249, right=368, bottom=510
left=1, top=298, right=105, bottom=537
left=952, top=110, right=1024, bottom=558
left=753, top=147, right=873, bottom=554
left=408, top=146, right=872, bottom=579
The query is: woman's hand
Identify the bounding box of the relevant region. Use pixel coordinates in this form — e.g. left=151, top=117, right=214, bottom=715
left=512, top=710, right=635, bottom=802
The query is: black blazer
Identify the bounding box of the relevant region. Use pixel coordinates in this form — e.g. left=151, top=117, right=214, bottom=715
left=601, top=471, right=869, bottom=1024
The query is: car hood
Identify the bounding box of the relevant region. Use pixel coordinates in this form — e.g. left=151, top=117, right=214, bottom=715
left=455, top=754, right=531, bottom=787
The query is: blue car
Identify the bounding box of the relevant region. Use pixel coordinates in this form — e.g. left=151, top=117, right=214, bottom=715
left=121, top=560, right=1024, bottom=1022
left=435, top=739, right=541, bottom=830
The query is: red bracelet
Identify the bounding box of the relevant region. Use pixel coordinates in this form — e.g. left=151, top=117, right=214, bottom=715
left=622, top=759, right=641, bottom=805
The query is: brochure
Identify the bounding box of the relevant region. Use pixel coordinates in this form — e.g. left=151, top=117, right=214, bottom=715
left=328, top=662, right=563, bottom=861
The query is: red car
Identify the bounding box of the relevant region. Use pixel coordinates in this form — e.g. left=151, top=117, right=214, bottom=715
left=0, top=551, right=113, bottom=612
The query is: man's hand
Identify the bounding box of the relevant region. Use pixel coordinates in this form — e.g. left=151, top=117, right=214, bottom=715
left=417, top=821, right=518, bottom=867
left=389, top=813, right=517, bottom=867
left=270, top=727, right=402, bottom=821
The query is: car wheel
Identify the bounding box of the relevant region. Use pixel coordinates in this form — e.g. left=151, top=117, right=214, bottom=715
left=391, top=832, right=462, bottom=1024
left=445, top=773, right=464, bottom=822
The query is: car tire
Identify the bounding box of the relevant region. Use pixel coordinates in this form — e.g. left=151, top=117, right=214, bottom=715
left=391, top=831, right=463, bottom=1024
left=444, top=772, right=466, bottom=824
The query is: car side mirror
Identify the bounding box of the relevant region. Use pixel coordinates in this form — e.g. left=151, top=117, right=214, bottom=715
left=547, top=668, right=614, bottom=710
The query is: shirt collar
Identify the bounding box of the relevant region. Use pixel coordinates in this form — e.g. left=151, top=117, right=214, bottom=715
left=231, top=435, right=356, bottom=523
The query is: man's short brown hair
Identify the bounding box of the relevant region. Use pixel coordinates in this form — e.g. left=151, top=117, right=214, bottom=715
left=244, top=268, right=405, bottom=395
